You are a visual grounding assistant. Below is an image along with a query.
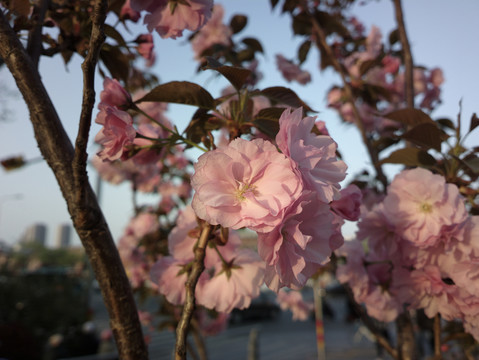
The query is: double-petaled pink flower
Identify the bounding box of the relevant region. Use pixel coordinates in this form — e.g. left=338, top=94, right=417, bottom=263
left=191, top=137, right=303, bottom=232
left=276, top=107, right=347, bottom=203
left=95, top=105, right=136, bottom=161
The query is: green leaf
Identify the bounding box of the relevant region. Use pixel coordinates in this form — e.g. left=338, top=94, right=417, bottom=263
left=298, top=40, right=311, bottom=65
left=202, top=57, right=252, bottom=91
left=379, top=148, right=436, bottom=167
left=135, top=81, right=215, bottom=109
left=252, top=107, right=285, bottom=138
left=383, top=108, right=435, bottom=126
left=469, top=113, right=479, bottom=133
left=259, top=87, right=315, bottom=113
left=230, top=14, right=247, bottom=34
left=401, top=123, right=449, bottom=152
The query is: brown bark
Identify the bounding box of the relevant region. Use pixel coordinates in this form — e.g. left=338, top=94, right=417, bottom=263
left=0, top=8, right=148, bottom=360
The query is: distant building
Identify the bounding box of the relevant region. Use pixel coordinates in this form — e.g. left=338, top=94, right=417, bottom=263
left=55, top=223, right=72, bottom=248
left=20, top=223, right=47, bottom=246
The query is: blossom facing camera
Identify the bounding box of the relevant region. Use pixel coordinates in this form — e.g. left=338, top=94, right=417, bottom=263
left=99, top=77, right=132, bottom=109
left=191, top=137, right=303, bottom=232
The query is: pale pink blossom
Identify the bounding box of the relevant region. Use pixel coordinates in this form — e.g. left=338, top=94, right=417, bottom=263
left=144, top=0, right=213, bottom=39
left=381, top=55, right=400, bottom=74
left=191, top=4, right=232, bottom=59
left=429, top=68, right=444, bottom=87
left=383, top=168, right=468, bottom=248
left=258, top=195, right=340, bottom=291
left=135, top=34, right=154, bottom=62
left=406, top=265, right=463, bottom=321
left=277, top=290, right=313, bottom=321
left=95, top=105, right=136, bottom=161
left=196, top=309, right=229, bottom=336
left=276, top=54, right=311, bottom=85
left=197, top=248, right=265, bottom=313
left=92, top=155, right=126, bottom=184
left=191, top=137, right=303, bottom=231
left=120, top=0, right=141, bottom=22
left=99, top=77, right=132, bottom=109
left=331, top=184, right=362, bottom=221
left=366, top=26, right=382, bottom=58
left=276, top=107, right=347, bottom=203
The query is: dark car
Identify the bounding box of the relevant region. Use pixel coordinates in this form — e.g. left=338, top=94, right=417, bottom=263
left=229, top=288, right=280, bottom=324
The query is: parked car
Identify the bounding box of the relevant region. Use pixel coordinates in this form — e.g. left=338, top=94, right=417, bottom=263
left=229, top=287, right=280, bottom=324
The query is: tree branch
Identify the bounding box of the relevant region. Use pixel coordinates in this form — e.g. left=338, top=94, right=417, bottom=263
left=345, top=286, right=398, bottom=358
left=392, top=0, right=415, bottom=108
left=73, top=0, right=107, bottom=209
left=0, top=10, right=148, bottom=360
left=175, top=223, right=212, bottom=360
left=26, top=0, right=50, bottom=68
left=307, top=8, right=388, bottom=191
left=434, top=314, right=442, bottom=358
left=395, top=311, right=417, bottom=360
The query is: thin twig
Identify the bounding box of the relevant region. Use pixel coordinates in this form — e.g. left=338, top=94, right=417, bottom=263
left=307, top=7, right=388, bottom=190
left=190, top=318, right=208, bottom=360
left=392, top=0, right=414, bottom=109
left=395, top=311, right=417, bottom=360
left=345, top=286, right=398, bottom=358
left=434, top=314, right=442, bottom=359
left=175, top=223, right=212, bottom=360
left=73, top=0, right=107, bottom=209
left=26, top=0, right=50, bottom=68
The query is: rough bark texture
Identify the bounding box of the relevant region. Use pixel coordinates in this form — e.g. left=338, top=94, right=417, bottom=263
left=0, top=10, right=148, bottom=360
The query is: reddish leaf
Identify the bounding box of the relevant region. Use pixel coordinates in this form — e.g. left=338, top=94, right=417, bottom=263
left=242, top=38, right=264, bottom=53
left=259, top=87, right=315, bottom=113
left=401, top=123, right=449, bottom=152
left=1, top=156, right=26, bottom=171
left=383, top=108, right=435, bottom=126
left=379, top=148, right=436, bottom=167
left=252, top=107, right=286, bottom=139
left=298, top=40, right=311, bottom=65
left=230, top=14, right=247, bottom=34
left=469, top=113, right=479, bottom=133
left=202, top=57, right=252, bottom=91
left=135, top=81, right=215, bottom=109
left=10, top=0, right=31, bottom=17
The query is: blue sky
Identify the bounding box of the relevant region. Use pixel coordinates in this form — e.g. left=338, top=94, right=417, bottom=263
left=1, top=0, right=478, bottom=247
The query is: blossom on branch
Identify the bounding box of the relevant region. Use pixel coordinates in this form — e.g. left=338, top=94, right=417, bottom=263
left=276, top=54, right=311, bottom=85
left=191, top=137, right=303, bottom=231
left=276, top=107, right=347, bottom=203
left=132, top=0, right=213, bottom=39
left=95, top=105, right=136, bottom=161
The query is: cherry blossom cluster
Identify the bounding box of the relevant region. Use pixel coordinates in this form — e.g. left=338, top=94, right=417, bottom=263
left=327, top=23, right=444, bottom=134
left=150, top=205, right=265, bottom=313
left=130, top=0, right=213, bottom=39
left=336, top=167, right=479, bottom=340
left=93, top=77, right=191, bottom=196
left=191, top=107, right=349, bottom=292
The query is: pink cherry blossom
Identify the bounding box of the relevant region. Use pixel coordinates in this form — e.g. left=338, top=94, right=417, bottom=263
left=95, top=105, right=136, bottom=161
left=135, top=34, right=155, bottom=62
left=276, top=54, right=311, bottom=85
left=258, top=195, right=340, bottom=292
left=99, top=77, right=132, bottom=109
left=144, top=0, right=213, bottom=39
left=191, top=137, right=303, bottom=231
left=191, top=4, right=232, bottom=60
left=277, top=289, right=313, bottom=321
left=276, top=107, right=347, bottom=203
left=330, top=184, right=362, bottom=221
left=383, top=168, right=468, bottom=248
left=120, top=0, right=141, bottom=22
left=197, top=248, right=265, bottom=313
